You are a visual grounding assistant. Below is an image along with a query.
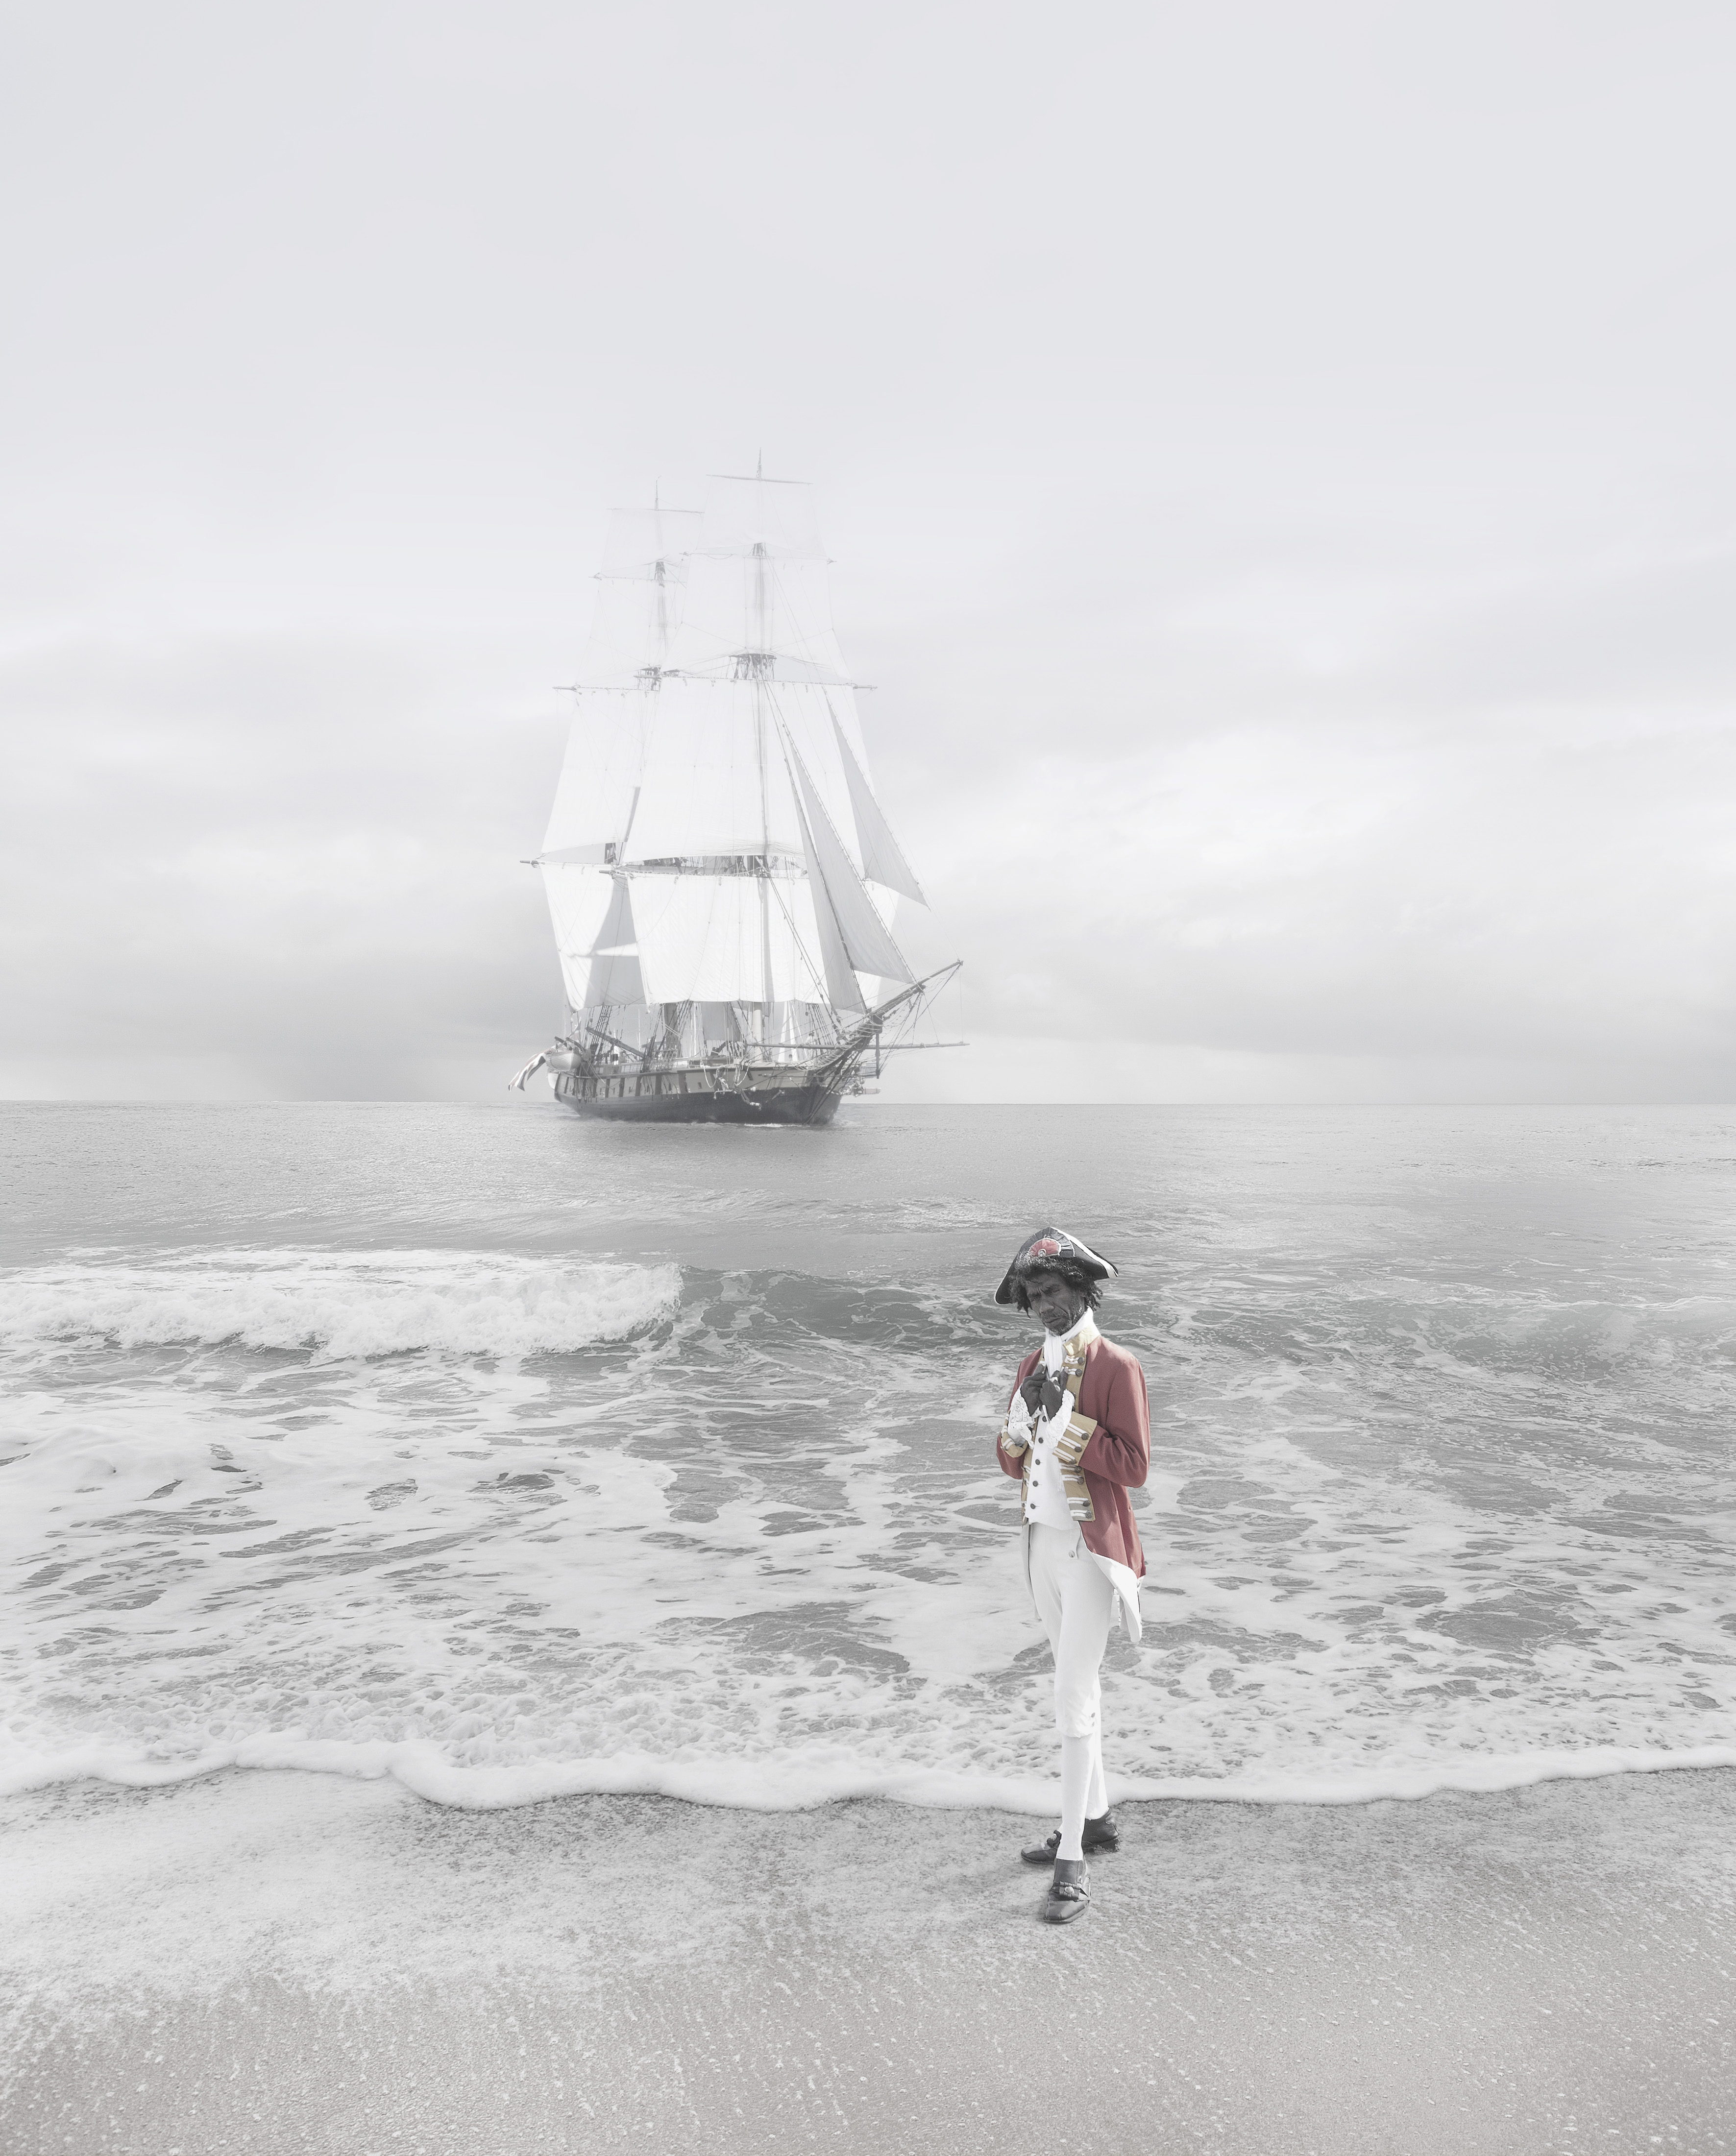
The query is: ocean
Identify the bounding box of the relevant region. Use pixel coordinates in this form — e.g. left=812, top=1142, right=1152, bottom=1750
left=4, top=1100, right=1734, bottom=1816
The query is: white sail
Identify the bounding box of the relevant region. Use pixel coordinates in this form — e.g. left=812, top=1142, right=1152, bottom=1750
left=542, top=691, right=646, bottom=859
left=579, top=583, right=678, bottom=688
left=622, top=676, right=805, bottom=862
left=598, top=505, right=705, bottom=582
left=831, top=711, right=925, bottom=904
left=575, top=505, right=701, bottom=686
left=674, top=476, right=849, bottom=686
left=631, top=869, right=830, bottom=1005
left=677, top=554, right=850, bottom=686
left=788, top=784, right=867, bottom=1013
left=541, top=864, right=644, bottom=1008
left=781, top=730, right=914, bottom=985
left=541, top=505, right=699, bottom=862
left=698, top=474, right=825, bottom=560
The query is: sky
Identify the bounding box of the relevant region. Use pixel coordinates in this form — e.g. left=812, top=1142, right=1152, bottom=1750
left=2, top=0, right=1732, bottom=1103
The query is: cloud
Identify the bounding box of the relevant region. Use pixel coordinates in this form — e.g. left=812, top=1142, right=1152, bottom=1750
left=2, top=3, right=1733, bottom=1102
left=0, top=633, right=563, bottom=1098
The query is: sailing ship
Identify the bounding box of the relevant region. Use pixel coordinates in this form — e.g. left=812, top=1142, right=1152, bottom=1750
left=512, top=470, right=957, bottom=1124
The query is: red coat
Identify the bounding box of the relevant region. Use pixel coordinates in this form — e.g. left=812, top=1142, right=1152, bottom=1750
left=998, top=1335, right=1151, bottom=1583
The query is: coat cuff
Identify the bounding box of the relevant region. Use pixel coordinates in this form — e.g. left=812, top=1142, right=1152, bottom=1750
left=1051, top=1412, right=1096, bottom=1469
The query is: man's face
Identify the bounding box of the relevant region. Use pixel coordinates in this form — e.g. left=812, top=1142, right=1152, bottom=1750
left=1023, top=1269, right=1088, bottom=1336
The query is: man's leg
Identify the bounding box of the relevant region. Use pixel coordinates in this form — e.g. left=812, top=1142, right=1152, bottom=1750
left=1016, top=1526, right=1074, bottom=1863
left=1085, top=1725, right=1108, bottom=1821
left=1052, top=1544, right=1115, bottom=1861
left=1058, top=1736, right=1095, bottom=1861
left=1026, top=1524, right=1066, bottom=1655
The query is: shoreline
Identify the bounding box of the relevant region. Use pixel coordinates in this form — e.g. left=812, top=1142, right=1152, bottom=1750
left=11, top=1734, right=1736, bottom=1813
left=5, top=1765, right=1734, bottom=2154
left=11, top=1735, right=1736, bottom=1811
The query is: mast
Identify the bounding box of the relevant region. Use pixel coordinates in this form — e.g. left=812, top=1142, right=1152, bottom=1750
left=754, top=537, right=775, bottom=1039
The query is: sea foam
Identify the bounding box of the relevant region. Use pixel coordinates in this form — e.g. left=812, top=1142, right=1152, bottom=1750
left=6, top=1105, right=1736, bottom=1826
left=9, top=1730, right=1736, bottom=1815
left=0, top=1248, right=682, bottom=1362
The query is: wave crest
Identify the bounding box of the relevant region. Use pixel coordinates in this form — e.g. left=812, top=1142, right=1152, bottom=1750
left=0, top=1250, right=682, bottom=1361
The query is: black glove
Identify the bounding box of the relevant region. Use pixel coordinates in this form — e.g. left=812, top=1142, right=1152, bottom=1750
left=1020, top=1370, right=1065, bottom=1419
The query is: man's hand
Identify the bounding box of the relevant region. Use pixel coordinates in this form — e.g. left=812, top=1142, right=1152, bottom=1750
left=1020, top=1370, right=1065, bottom=1419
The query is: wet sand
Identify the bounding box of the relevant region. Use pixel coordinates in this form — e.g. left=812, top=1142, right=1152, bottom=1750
left=2, top=1766, right=1733, bottom=2154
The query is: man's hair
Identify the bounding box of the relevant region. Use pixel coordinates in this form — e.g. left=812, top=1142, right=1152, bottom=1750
left=1013, top=1260, right=1103, bottom=1315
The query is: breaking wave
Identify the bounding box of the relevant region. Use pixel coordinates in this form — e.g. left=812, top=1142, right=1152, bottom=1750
left=0, top=1249, right=682, bottom=1362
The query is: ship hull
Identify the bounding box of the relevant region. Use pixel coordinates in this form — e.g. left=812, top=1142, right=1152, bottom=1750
left=551, top=1067, right=845, bottom=1126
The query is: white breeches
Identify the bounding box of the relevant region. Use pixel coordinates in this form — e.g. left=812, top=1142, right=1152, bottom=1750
left=1027, top=1523, right=1115, bottom=1739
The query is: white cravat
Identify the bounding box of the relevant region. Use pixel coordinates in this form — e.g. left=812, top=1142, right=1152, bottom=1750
left=1023, top=1309, right=1096, bottom=1528
left=1041, top=1306, right=1096, bottom=1375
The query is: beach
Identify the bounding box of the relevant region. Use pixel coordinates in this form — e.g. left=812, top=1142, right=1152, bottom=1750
left=4, top=1764, right=1732, bottom=2154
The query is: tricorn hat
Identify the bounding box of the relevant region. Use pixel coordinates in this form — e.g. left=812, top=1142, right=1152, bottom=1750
left=994, top=1226, right=1118, bottom=1306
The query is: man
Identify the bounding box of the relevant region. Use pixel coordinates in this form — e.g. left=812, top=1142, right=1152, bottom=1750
left=995, top=1227, right=1150, bottom=1924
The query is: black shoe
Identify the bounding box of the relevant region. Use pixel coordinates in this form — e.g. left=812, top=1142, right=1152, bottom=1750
left=1020, top=1811, right=1120, bottom=1865
left=1042, top=1858, right=1091, bottom=1923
